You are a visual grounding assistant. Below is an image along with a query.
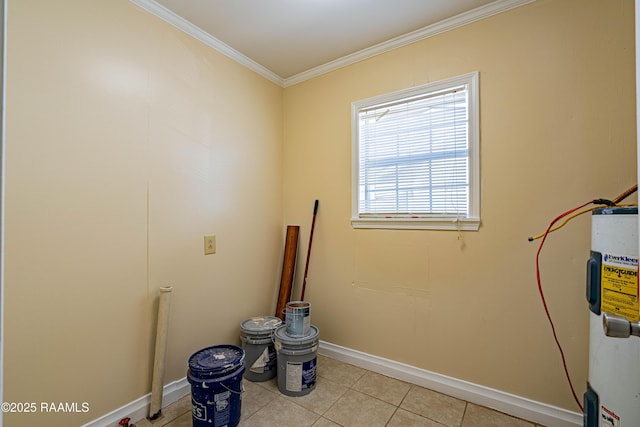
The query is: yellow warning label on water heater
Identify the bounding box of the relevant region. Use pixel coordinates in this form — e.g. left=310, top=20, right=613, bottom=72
left=601, top=254, right=639, bottom=322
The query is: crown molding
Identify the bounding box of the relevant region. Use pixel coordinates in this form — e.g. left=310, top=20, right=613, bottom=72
left=283, top=0, right=535, bottom=87
left=131, top=0, right=535, bottom=88
left=129, top=0, right=285, bottom=87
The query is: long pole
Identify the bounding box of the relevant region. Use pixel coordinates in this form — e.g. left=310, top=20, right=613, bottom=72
left=149, top=286, right=173, bottom=420
left=300, top=200, right=318, bottom=301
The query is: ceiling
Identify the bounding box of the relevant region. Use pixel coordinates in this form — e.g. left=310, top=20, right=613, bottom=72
left=134, top=0, right=533, bottom=85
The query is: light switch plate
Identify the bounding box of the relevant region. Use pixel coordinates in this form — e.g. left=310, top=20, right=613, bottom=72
left=204, top=234, right=216, bottom=255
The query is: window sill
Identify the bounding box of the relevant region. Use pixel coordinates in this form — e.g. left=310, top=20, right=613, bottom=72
left=350, top=217, right=481, bottom=231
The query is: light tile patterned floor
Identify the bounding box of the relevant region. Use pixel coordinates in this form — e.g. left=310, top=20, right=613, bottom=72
left=135, top=355, right=545, bottom=427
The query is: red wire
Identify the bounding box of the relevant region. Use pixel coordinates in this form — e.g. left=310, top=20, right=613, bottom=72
left=535, top=200, right=591, bottom=412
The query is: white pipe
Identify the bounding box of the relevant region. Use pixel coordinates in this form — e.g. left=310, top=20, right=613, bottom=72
left=149, top=286, right=173, bottom=419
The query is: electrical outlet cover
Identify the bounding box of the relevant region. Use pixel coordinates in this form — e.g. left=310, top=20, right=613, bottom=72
left=204, top=234, right=216, bottom=255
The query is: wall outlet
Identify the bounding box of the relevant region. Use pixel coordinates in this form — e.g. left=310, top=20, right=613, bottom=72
left=204, top=234, right=216, bottom=255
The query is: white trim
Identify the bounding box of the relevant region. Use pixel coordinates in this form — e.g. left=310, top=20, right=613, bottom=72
left=467, top=71, right=481, bottom=224
left=318, top=340, right=582, bottom=427
left=129, top=0, right=534, bottom=88
left=80, top=377, right=190, bottom=427
left=283, top=0, right=536, bottom=87
left=351, top=217, right=480, bottom=231
left=128, top=0, right=284, bottom=87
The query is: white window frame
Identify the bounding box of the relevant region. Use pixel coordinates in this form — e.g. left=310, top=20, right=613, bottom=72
left=351, top=71, right=480, bottom=231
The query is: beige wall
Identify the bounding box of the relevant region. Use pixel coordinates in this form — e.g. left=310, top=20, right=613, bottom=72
left=283, top=0, right=636, bottom=411
left=2, top=0, right=637, bottom=425
left=4, top=0, right=282, bottom=425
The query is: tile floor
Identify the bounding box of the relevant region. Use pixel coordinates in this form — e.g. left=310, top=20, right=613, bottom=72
left=135, top=355, right=545, bottom=427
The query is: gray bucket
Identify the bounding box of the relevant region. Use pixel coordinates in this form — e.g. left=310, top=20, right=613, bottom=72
left=240, top=316, right=282, bottom=382
left=274, top=324, right=319, bottom=396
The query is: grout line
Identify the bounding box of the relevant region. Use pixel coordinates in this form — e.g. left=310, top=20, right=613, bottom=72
left=459, top=400, right=469, bottom=427
left=384, top=406, right=400, bottom=427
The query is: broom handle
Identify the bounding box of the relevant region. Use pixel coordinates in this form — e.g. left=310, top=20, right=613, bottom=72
left=300, top=200, right=318, bottom=301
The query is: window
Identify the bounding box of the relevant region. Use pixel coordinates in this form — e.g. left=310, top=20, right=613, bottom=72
left=351, top=72, right=480, bottom=230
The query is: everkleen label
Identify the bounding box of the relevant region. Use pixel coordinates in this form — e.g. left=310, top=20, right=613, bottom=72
left=601, top=404, right=620, bottom=426
left=602, top=252, right=639, bottom=322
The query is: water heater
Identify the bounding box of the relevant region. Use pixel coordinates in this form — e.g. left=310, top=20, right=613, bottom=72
left=585, top=207, right=640, bottom=426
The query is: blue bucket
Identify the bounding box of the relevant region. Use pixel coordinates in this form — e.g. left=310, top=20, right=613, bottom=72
left=187, top=345, right=245, bottom=427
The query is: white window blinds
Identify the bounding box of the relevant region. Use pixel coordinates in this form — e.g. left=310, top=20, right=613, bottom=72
left=352, top=72, right=480, bottom=230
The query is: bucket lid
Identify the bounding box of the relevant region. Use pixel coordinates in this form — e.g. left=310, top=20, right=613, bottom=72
left=274, top=324, right=319, bottom=346
left=240, top=316, right=282, bottom=334
left=188, top=345, right=245, bottom=378
left=286, top=301, right=310, bottom=309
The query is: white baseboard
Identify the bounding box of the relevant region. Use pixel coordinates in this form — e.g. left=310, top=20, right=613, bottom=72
left=83, top=340, right=582, bottom=427
left=80, top=377, right=190, bottom=427
left=318, top=340, right=583, bottom=427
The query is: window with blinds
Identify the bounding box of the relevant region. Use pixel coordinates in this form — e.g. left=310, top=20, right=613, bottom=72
left=351, top=72, right=480, bottom=230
